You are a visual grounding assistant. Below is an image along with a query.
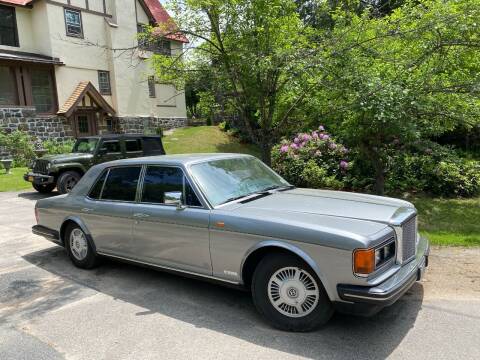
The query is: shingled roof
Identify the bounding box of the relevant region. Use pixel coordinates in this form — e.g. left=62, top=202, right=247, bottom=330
left=58, top=81, right=115, bottom=117
left=0, top=0, right=33, bottom=6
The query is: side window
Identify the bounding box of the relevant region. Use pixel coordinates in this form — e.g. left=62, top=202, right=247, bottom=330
left=88, top=170, right=108, bottom=199
left=64, top=8, right=83, bottom=38
left=101, top=167, right=142, bottom=202
left=102, top=140, right=121, bottom=154
left=141, top=166, right=202, bottom=207
left=125, top=139, right=142, bottom=153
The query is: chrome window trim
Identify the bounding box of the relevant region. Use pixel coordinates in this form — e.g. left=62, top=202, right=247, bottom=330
left=86, top=165, right=142, bottom=204
left=138, top=164, right=207, bottom=210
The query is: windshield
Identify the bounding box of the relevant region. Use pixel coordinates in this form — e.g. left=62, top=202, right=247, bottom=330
left=73, top=138, right=99, bottom=153
left=189, top=156, right=290, bottom=207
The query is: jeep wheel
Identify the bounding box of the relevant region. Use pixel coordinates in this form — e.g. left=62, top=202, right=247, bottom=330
left=252, top=253, right=333, bottom=332
left=32, top=183, right=55, bottom=193
left=57, top=171, right=81, bottom=194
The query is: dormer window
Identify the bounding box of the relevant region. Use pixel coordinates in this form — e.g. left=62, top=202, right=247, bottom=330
left=0, top=5, right=19, bottom=47
left=64, top=8, right=83, bottom=38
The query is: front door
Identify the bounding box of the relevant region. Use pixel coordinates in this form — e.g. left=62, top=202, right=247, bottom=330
left=131, top=165, right=211, bottom=275
left=74, top=112, right=97, bottom=137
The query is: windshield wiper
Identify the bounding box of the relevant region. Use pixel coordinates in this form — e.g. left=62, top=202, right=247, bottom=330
left=258, top=184, right=295, bottom=193
left=219, top=195, right=251, bottom=205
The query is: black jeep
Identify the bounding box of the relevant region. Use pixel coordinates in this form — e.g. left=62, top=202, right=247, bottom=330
left=24, top=134, right=165, bottom=194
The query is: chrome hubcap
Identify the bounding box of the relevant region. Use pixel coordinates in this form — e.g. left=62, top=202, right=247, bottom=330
left=69, top=228, right=88, bottom=261
left=268, top=267, right=319, bottom=318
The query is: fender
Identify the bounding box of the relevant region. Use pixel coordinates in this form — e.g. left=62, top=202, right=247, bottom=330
left=240, top=240, right=334, bottom=300
left=53, top=163, right=88, bottom=174
left=61, top=215, right=97, bottom=254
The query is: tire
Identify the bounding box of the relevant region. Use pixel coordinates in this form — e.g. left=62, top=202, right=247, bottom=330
left=57, top=171, right=81, bottom=194
left=252, top=253, right=333, bottom=332
left=64, top=223, right=100, bottom=269
left=32, top=183, right=55, bottom=193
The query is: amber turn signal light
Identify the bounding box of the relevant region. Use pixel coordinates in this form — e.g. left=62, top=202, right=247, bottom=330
left=353, top=248, right=375, bottom=275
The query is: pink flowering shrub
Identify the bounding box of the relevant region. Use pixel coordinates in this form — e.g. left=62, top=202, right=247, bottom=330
left=271, top=126, right=350, bottom=189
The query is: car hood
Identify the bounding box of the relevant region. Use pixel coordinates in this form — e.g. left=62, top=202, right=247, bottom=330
left=39, top=153, right=93, bottom=163
left=232, top=188, right=415, bottom=224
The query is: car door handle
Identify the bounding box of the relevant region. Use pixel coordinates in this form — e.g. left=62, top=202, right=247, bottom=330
left=133, top=213, right=150, bottom=218
left=81, top=208, right=94, bottom=213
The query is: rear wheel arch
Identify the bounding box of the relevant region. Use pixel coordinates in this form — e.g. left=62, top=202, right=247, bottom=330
left=60, top=218, right=96, bottom=254
left=241, top=242, right=328, bottom=295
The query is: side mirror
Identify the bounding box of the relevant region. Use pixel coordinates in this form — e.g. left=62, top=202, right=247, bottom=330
left=97, top=148, right=107, bottom=156
left=164, top=191, right=186, bottom=210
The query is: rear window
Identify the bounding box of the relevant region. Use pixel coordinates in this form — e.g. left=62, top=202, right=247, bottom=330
left=125, top=139, right=142, bottom=152
left=100, top=167, right=142, bottom=202
left=143, top=137, right=165, bottom=155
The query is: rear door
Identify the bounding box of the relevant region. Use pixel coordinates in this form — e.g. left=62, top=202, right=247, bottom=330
left=80, top=166, right=141, bottom=255
left=95, top=139, right=124, bottom=164
left=124, top=138, right=143, bottom=159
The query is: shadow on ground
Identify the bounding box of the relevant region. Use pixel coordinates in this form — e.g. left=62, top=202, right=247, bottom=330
left=17, top=191, right=59, bottom=201
left=21, top=247, right=424, bottom=359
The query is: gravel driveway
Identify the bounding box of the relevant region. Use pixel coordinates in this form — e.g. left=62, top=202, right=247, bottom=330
left=1, top=190, right=479, bottom=360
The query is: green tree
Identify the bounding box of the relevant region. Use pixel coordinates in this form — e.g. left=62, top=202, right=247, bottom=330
left=149, top=0, right=317, bottom=164
left=308, top=0, right=480, bottom=194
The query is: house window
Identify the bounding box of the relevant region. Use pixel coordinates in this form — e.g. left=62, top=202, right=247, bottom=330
left=148, top=76, right=156, bottom=98
left=64, top=8, right=83, bottom=38
left=30, top=69, right=56, bottom=113
left=137, top=23, right=171, bottom=56
left=98, top=71, right=111, bottom=95
left=0, top=66, right=18, bottom=105
left=0, top=5, right=18, bottom=47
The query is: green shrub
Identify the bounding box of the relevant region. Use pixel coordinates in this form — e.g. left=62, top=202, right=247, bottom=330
left=271, top=126, right=350, bottom=189
left=385, top=142, right=480, bottom=197
left=218, top=121, right=229, bottom=132
left=43, top=139, right=75, bottom=155
left=0, top=130, right=35, bottom=167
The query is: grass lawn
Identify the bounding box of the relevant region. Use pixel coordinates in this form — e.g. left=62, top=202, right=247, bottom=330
left=0, top=167, right=31, bottom=192
left=163, top=126, right=260, bottom=157
left=412, top=197, right=480, bottom=247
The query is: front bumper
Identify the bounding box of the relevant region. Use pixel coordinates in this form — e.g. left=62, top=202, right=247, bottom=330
left=335, top=235, right=429, bottom=315
left=24, top=172, right=55, bottom=185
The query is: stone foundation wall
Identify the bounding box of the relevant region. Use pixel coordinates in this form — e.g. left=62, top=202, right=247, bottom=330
left=1, top=108, right=187, bottom=159
left=0, top=107, right=73, bottom=141
left=117, top=116, right=187, bottom=134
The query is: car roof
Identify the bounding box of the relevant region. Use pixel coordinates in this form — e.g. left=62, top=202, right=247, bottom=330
left=78, top=134, right=162, bottom=139
left=101, top=153, right=254, bottom=167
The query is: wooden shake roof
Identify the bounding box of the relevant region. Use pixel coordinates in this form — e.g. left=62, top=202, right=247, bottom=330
left=58, top=81, right=115, bottom=117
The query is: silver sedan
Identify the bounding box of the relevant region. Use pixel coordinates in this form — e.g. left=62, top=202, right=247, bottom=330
left=33, top=154, right=429, bottom=331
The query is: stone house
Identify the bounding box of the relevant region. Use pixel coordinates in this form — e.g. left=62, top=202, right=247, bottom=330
left=0, top=0, right=188, bottom=142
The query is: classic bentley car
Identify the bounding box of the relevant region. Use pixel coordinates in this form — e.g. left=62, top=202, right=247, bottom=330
left=33, top=154, right=429, bottom=331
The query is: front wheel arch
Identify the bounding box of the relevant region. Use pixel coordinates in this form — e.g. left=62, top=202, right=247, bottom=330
left=241, top=242, right=329, bottom=298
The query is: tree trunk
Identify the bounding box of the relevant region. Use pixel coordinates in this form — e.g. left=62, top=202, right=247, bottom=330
left=260, top=142, right=272, bottom=166
left=373, top=156, right=385, bottom=195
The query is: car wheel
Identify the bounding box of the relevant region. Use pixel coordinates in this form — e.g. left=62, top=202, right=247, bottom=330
left=32, top=183, right=55, bottom=193
left=252, top=253, right=333, bottom=332
left=57, top=171, right=81, bottom=194
left=65, top=223, right=100, bottom=269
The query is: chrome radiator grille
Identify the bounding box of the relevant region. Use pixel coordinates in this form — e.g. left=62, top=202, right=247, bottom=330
left=402, top=215, right=417, bottom=262
left=33, top=160, right=49, bottom=174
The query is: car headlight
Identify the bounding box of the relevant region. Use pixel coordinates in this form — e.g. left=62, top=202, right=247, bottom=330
left=354, top=240, right=396, bottom=276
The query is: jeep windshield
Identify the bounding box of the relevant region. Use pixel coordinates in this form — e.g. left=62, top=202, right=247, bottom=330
left=72, top=138, right=99, bottom=153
